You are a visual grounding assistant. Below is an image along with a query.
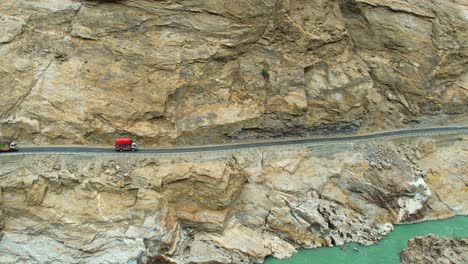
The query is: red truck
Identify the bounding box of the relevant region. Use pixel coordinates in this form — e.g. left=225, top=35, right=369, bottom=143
left=115, top=138, right=139, bottom=152
left=0, top=141, right=18, bottom=152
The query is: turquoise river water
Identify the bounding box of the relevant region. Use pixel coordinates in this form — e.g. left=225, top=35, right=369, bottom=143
left=265, top=216, right=468, bottom=264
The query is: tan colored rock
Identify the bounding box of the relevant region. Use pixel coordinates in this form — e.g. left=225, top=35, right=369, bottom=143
left=185, top=239, right=232, bottom=264
left=0, top=16, right=24, bottom=44
left=418, top=139, right=468, bottom=218
left=0, top=0, right=466, bottom=144
left=0, top=130, right=466, bottom=263
left=26, top=181, right=47, bottom=206
left=264, top=235, right=297, bottom=259
left=173, top=205, right=231, bottom=232
left=200, top=223, right=271, bottom=259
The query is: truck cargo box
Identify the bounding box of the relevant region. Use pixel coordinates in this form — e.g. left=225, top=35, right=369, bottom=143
left=115, top=137, right=138, bottom=151
left=0, top=141, right=17, bottom=152
left=115, top=138, right=132, bottom=145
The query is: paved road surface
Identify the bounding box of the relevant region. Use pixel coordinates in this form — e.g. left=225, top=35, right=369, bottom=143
left=7, top=126, right=468, bottom=154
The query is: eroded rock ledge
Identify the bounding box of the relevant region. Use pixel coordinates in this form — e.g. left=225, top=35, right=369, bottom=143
left=400, top=235, right=468, bottom=264
left=0, top=133, right=466, bottom=263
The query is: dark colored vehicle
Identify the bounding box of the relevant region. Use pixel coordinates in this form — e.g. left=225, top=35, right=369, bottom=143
left=115, top=138, right=138, bottom=152
left=0, top=141, right=17, bottom=152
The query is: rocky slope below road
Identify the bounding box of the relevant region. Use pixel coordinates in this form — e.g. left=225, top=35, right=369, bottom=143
left=0, top=0, right=467, bottom=145
left=0, top=133, right=466, bottom=263
left=400, top=235, right=468, bottom=264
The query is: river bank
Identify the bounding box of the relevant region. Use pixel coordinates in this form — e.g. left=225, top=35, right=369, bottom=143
left=266, top=216, right=468, bottom=264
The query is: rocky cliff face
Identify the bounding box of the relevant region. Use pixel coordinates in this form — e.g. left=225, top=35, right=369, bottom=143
left=0, top=133, right=466, bottom=263
left=0, top=0, right=467, bottom=145
left=400, top=235, right=468, bottom=264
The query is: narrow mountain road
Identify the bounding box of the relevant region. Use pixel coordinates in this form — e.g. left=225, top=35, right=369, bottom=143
left=6, top=126, right=468, bottom=155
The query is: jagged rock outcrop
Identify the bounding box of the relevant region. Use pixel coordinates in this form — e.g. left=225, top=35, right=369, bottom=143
left=400, top=235, right=468, bottom=264
left=0, top=133, right=466, bottom=263
left=0, top=0, right=467, bottom=145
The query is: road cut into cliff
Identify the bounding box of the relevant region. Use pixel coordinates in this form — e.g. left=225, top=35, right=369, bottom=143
left=0, top=132, right=466, bottom=263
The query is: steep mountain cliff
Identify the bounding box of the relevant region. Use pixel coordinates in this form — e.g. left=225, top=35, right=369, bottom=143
left=0, top=133, right=466, bottom=263
left=0, top=0, right=467, bottom=145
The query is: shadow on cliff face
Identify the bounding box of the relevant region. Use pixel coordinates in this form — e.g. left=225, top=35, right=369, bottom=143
left=147, top=255, right=176, bottom=264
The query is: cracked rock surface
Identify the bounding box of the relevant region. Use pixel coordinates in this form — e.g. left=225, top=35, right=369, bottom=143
left=0, top=0, right=467, bottom=145
left=400, top=235, right=468, bottom=264
left=0, top=134, right=466, bottom=263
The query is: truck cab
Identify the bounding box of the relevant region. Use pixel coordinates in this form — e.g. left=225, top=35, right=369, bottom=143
left=131, top=142, right=139, bottom=151
left=9, top=142, right=17, bottom=151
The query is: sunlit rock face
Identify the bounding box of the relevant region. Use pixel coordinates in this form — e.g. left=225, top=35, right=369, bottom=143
left=0, top=0, right=467, bottom=145
left=0, top=134, right=466, bottom=263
